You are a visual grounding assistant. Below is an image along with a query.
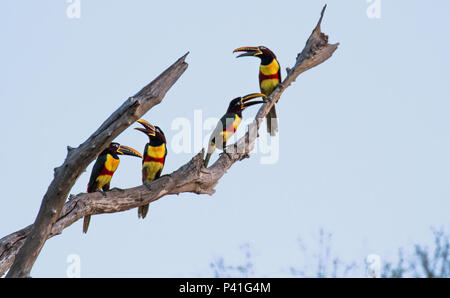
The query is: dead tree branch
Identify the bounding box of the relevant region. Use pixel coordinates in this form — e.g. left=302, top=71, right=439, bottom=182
left=3, top=53, right=189, bottom=278
left=1, top=5, right=338, bottom=277
left=211, top=5, right=338, bottom=170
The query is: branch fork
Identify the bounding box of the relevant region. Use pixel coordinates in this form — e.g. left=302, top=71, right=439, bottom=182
left=1, top=6, right=338, bottom=277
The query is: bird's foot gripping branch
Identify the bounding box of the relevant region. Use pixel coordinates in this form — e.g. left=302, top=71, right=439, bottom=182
left=0, top=5, right=338, bottom=277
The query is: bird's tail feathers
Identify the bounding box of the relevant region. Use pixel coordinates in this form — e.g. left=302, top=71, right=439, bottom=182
left=204, top=152, right=212, bottom=168
left=266, top=106, right=278, bottom=136
left=138, top=204, right=149, bottom=219
left=83, top=215, right=91, bottom=234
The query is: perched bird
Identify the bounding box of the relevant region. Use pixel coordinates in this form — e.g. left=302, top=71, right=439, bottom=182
left=83, top=142, right=142, bottom=233
left=135, top=119, right=167, bottom=219
left=233, top=46, right=282, bottom=136
left=204, top=93, right=266, bottom=167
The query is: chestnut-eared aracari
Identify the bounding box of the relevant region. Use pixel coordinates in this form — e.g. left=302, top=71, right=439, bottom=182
left=83, top=142, right=142, bottom=233
left=135, top=119, right=167, bottom=219
left=233, top=46, right=282, bottom=136
left=204, top=93, right=266, bottom=167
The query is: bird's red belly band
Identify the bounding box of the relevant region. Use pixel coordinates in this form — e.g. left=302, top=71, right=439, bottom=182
left=99, top=168, right=115, bottom=176
left=259, top=72, right=280, bottom=81
left=144, top=156, right=165, bottom=164
left=224, top=125, right=237, bottom=133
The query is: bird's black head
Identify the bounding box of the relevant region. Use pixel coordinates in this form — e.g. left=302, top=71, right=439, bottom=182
left=153, top=125, right=166, bottom=145
left=135, top=119, right=166, bottom=145
left=104, top=142, right=142, bottom=158
left=226, top=93, right=267, bottom=115
left=233, top=46, right=277, bottom=65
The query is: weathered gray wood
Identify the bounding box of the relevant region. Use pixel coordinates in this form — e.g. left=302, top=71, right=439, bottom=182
left=4, top=53, right=189, bottom=278
left=1, top=5, right=338, bottom=277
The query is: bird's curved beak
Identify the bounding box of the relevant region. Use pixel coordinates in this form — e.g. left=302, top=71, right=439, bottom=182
left=242, top=93, right=267, bottom=109
left=135, top=119, right=156, bottom=136
left=116, top=145, right=143, bottom=158
left=233, top=46, right=262, bottom=58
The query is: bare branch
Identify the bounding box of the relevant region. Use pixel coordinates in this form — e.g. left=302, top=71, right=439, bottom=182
left=1, top=5, right=338, bottom=277
left=4, top=53, right=189, bottom=278
left=209, top=4, right=339, bottom=169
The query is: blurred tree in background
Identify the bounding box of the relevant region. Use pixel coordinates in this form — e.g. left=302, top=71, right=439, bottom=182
left=382, top=227, right=450, bottom=278
left=210, top=227, right=450, bottom=278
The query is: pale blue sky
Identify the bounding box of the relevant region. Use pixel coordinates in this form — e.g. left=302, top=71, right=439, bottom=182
left=1, top=1, right=449, bottom=277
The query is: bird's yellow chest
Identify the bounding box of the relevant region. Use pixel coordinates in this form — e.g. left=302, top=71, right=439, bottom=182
left=105, top=154, right=120, bottom=171
left=146, top=144, right=166, bottom=158
left=142, top=144, right=166, bottom=182
left=260, top=59, right=280, bottom=95
left=260, top=79, right=279, bottom=95
left=96, top=154, right=120, bottom=189
left=221, top=114, right=241, bottom=142
left=142, top=162, right=164, bottom=182
left=260, top=59, right=280, bottom=75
